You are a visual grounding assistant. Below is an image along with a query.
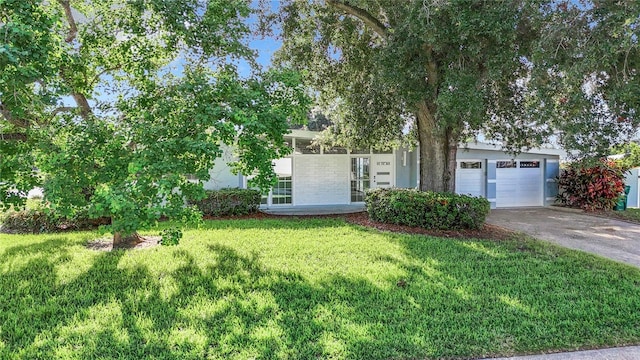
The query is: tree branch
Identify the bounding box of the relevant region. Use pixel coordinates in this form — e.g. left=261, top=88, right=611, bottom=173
left=50, top=106, right=76, bottom=119
left=0, top=102, right=28, bottom=128
left=0, top=133, right=28, bottom=142
left=89, top=66, right=121, bottom=88
left=326, top=0, right=388, bottom=39
left=58, top=0, right=78, bottom=43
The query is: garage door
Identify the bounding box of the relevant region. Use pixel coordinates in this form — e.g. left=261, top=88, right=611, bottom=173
left=496, top=160, right=543, bottom=207
left=456, top=160, right=484, bottom=197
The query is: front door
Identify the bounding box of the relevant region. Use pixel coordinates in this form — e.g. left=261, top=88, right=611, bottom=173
left=371, top=154, right=394, bottom=189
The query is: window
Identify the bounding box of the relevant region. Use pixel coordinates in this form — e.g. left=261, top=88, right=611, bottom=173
left=519, top=161, right=540, bottom=168
left=272, top=176, right=292, bottom=204
left=351, top=148, right=370, bottom=154
left=351, top=158, right=370, bottom=202
left=323, top=146, right=347, bottom=154
left=294, top=138, right=320, bottom=154
left=497, top=160, right=516, bottom=168
left=373, top=148, right=393, bottom=154
left=460, top=161, right=482, bottom=169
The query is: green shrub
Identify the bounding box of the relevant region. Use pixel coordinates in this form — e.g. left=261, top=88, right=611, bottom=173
left=190, top=188, right=261, bottom=217
left=365, top=188, right=490, bottom=230
left=0, top=208, right=60, bottom=234
left=0, top=202, right=110, bottom=234
left=556, top=159, right=627, bottom=211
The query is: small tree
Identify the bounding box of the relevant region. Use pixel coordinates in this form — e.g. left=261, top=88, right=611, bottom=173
left=611, top=142, right=640, bottom=169
left=0, top=1, right=310, bottom=245
left=556, top=160, right=627, bottom=211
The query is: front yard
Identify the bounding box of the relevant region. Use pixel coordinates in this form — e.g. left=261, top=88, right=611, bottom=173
left=1, top=217, right=640, bottom=359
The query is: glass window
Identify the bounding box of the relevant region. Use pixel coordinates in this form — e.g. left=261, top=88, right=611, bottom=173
left=272, top=176, right=292, bottom=204
left=373, top=148, right=393, bottom=154
left=497, top=160, right=516, bottom=168
left=351, top=157, right=370, bottom=202
left=460, top=161, right=482, bottom=169
left=519, top=161, right=540, bottom=168
left=351, top=148, right=370, bottom=154
left=324, top=146, right=347, bottom=154
left=294, top=138, right=320, bottom=154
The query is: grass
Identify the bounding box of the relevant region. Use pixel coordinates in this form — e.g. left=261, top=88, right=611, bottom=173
left=604, top=208, right=640, bottom=224
left=1, top=217, right=640, bottom=359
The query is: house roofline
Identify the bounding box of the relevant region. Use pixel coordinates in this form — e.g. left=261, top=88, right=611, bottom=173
left=286, top=130, right=566, bottom=157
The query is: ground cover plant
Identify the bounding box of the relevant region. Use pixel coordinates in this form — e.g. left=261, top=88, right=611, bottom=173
left=1, top=218, right=640, bottom=359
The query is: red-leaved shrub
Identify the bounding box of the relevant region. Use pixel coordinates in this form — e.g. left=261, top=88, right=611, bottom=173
left=556, top=160, right=627, bottom=211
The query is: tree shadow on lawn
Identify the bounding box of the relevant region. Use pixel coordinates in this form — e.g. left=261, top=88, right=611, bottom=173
left=1, top=223, right=640, bottom=359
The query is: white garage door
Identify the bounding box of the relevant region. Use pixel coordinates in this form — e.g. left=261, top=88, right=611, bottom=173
left=496, top=160, right=543, bottom=207
left=456, top=160, right=484, bottom=197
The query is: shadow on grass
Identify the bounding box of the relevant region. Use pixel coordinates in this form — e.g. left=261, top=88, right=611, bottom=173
left=1, top=220, right=640, bottom=359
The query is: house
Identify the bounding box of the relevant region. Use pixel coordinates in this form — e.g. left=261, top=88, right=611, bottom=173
left=204, top=130, right=564, bottom=209
left=624, top=168, right=640, bottom=208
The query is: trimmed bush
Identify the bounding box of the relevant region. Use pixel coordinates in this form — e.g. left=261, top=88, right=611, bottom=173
left=556, top=159, right=627, bottom=211
left=190, top=188, right=261, bottom=217
left=0, top=208, right=59, bottom=234
left=0, top=207, right=110, bottom=234
left=365, top=188, right=490, bottom=230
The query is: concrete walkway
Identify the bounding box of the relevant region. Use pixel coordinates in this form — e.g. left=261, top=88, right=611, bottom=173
left=486, top=345, right=640, bottom=360
left=260, top=204, right=365, bottom=216
left=487, top=207, right=640, bottom=268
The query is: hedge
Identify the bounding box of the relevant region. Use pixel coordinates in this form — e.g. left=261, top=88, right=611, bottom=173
left=0, top=208, right=110, bottom=234
left=365, top=188, right=490, bottom=230
left=190, top=188, right=261, bottom=217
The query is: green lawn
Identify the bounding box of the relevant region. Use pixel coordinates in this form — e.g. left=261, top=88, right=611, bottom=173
left=1, top=218, right=640, bottom=359
left=605, top=208, right=640, bottom=224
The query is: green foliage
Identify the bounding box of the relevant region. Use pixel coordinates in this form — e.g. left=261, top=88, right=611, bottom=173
left=2, top=219, right=640, bottom=358
left=556, top=160, right=628, bottom=211
left=611, top=142, right=640, bottom=169
left=0, top=1, right=310, bottom=240
left=159, top=227, right=182, bottom=246
left=267, top=0, right=639, bottom=190
left=366, top=188, right=490, bottom=230
left=0, top=200, right=110, bottom=234
left=190, top=188, right=261, bottom=217
left=604, top=208, right=640, bottom=224
left=0, top=208, right=59, bottom=234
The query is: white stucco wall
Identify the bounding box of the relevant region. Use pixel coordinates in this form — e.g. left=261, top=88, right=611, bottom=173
left=293, top=155, right=350, bottom=205
left=202, top=146, right=241, bottom=190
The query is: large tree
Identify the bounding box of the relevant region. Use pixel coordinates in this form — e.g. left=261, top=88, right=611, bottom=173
left=266, top=0, right=640, bottom=192
left=0, top=0, right=309, bottom=244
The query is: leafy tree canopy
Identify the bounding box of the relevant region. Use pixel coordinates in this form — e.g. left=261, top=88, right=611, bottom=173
left=611, top=142, right=640, bottom=169
left=263, top=0, right=639, bottom=191
left=0, top=0, right=310, bottom=242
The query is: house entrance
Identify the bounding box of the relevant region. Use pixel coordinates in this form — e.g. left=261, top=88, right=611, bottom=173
left=350, top=157, right=369, bottom=202
left=351, top=154, right=395, bottom=203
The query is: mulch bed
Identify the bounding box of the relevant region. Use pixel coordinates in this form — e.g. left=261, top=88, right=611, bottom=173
left=206, top=211, right=515, bottom=241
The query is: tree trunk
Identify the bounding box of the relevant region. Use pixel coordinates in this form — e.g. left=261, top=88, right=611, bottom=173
left=415, top=99, right=457, bottom=192
left=112, top=231, right=142, bottom=248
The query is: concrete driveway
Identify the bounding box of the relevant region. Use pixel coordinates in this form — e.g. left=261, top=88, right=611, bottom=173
left=486, top=208, right=640, bottom=269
